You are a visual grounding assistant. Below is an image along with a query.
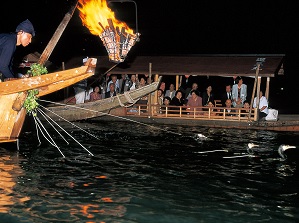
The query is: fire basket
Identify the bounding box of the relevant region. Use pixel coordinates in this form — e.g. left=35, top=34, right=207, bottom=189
left=99, top=19, right=140, bottom=63
left=101, top=0, right=140, bottom=63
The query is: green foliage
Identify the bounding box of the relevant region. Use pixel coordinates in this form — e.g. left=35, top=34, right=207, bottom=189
left=27, top=63, right=48, bottom=76
left=23, top=63, right=48, bottom=115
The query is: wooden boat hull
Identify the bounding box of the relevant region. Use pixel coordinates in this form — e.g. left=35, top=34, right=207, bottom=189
left=0, top=61, right=96, bottom=95
left=0, top=94, right=27, bottom=142
left=43, top=77, right=162, bottom=121
left=101, top=114, right=299, bottom=132
left=0, top=58, right=97, bottom=143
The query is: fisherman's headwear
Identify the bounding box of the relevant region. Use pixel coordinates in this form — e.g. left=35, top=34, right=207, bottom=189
left=16, top=19, right=35, bottom=37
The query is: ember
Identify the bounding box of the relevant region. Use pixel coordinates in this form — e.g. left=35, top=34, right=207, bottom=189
left=77, top=0, right=140, bottom=63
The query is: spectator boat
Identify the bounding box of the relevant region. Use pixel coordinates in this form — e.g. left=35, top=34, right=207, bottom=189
left=80, top=54, right=299, bottom=132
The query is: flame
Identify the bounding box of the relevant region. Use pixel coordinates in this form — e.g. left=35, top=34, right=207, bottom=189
left=77, top=0, right=134, bottom=35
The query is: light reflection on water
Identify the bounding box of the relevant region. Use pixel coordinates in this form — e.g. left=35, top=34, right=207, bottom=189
left=1, top=119, right=299, bottom=222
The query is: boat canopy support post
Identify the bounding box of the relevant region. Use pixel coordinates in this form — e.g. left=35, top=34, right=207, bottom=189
left=148, top=63, right=152, bottom=117
left=176, top=75, right=179, bottom=91
left=265, top=77, right=270, bottom=100
left=249, top=63, right=260, bottom=120
left=256, top=76, right=262, bottom=115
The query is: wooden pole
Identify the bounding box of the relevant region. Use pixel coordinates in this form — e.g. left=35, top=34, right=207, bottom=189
left=38, top=1, right=78, bottom=65
left=249, top=63, right=260, bottom=120
left=256, top=76, right=262, bottom=113
left=265, top=77, right=270, bottom=100
left=148, top=63, right=152, bottom=117
left=176, top=75, right=179, bottom=90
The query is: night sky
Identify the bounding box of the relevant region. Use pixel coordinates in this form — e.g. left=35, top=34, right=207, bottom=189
left=2, top=0, right=299, bottom=112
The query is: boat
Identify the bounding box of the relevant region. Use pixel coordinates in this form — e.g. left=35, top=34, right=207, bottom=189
left=41, top=76, right=162, bottom=121
left=74, top=54, right=299, bottom=132
left=0, top=1, right=97, bottom=145
left=0, top=58, right=98, bottom=144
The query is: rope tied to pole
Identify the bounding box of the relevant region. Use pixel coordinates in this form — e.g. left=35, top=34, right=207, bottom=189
left=116, top=91, right=140, bottom=107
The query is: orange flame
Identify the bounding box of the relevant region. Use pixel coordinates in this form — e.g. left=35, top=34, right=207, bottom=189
left=77, top=0, right=134, bottom=35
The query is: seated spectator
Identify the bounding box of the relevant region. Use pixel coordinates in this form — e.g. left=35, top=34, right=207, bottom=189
left=118, top=74, right=128, bottom=94
left=170, top=90, right=185, bottom=114
left=124, top=74, right=139, bottom=91
left=241, top=100, right=251, bottom=117
left=105, top=83, right=117, bottom=98
left=107, top=74, right=120, bottom=93
left=232, top=76, right=247, bottom=108
left=84, top=85, right=94, bottom=102
left=185, top=82, right=199, bottom=102
left=253, top=91, right=269, bottom=120
left=73, top=79, right=87, bottom=104
left=137, top=77, right=148, bottom=112
left=161, top=96, right=171, bottom=114
left=204, top=100, right=218, bottom=116
left=186, top=90, right=202, bottom=115
left=221, top=84, right=232, bottom=107
left=156, top=89, right=164, bottom=114
left=89, top=86, right=102, bottom=101
left=222, top=99, right=236, bottom=116
left=165, top=83, right=176, bottom=99
left=139, top=77, right=147, bottom=87
left=202, top=85, right=215, bottom=106
left=160, top=82, right=166, bottom=92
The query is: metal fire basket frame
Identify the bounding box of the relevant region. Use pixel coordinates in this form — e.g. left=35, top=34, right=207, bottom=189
left=101, top=0, right=140, bottom=63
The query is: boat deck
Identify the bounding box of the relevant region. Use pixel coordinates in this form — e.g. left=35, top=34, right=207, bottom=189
left=99, top=105, right=299, bottom=132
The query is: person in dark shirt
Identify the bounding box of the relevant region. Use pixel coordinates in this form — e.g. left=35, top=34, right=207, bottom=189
left=170, top=90, right=186, bottom=114
left=0, top=19, right=35, bottom=79
left=221, top=84, right=233, bottom=107
left=105, top=83, right=117, bottom=98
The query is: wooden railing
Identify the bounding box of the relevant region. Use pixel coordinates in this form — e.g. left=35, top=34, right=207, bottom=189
left=125, top=103, right=257, bottom=122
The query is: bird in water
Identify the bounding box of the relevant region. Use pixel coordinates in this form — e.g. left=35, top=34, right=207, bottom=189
left=197, top=133, right=207, bottom=139
left=247, top=143, right=259, bottom=154
left=278, top=144, right=297, bottom=160
left=248, top=143, right=259, bottom=149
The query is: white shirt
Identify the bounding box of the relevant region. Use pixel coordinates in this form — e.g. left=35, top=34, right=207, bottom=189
left=107, top=79, right=120, bottom=92
left=130, top=82, right=136, bottom=90
left=253, top=96, right=269, bottom=114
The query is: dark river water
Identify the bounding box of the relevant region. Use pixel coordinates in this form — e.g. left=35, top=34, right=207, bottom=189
left=1, top=117, right=299, bottom=223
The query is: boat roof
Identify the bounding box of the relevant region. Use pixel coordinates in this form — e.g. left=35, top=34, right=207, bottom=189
left=91, top=54, right=285, bottom=78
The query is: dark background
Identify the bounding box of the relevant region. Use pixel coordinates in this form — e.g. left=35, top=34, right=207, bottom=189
left=2, top=0, right=299, bottom=113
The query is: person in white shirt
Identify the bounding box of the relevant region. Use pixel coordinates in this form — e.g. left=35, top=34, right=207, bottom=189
left=253, top=91, right=269, bottom=120
left=165, top=83, right=176, bottom=99
left=107, top=74, right=120, bottom=93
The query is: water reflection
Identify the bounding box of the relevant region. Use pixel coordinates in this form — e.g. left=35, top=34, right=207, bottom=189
left=1, top=120, right=299, bottom=222
left=0, top=149, right=30, bottom=213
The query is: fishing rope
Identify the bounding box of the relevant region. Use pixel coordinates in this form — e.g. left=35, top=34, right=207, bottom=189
left=34, top=117, right=42, bottom=146
left=116, top=91, right=140, bottom=107
left=36, top=107, right=94, bottom=156
left=34, top=115, right=59, bottom=148
left=37, top=108, right=70, bottom=145
left=38, top=99, right=184, bottom=136
left=39, top=105, right=101, bottom=141
left=33, top=115, right=65, bottom=157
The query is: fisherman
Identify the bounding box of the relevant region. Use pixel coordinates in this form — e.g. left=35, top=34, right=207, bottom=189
left=0, top=19, right=35, bottom=81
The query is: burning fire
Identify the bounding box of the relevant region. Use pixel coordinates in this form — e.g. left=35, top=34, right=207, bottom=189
left=77, top=0, right=140, bottom=63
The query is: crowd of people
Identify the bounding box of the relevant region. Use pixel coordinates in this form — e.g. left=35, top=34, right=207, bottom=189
left=156, top=75, right=269, bottom=119
left=75, top=73, right=269, bottom=120
left=73, top=73, right=151, bottom=104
